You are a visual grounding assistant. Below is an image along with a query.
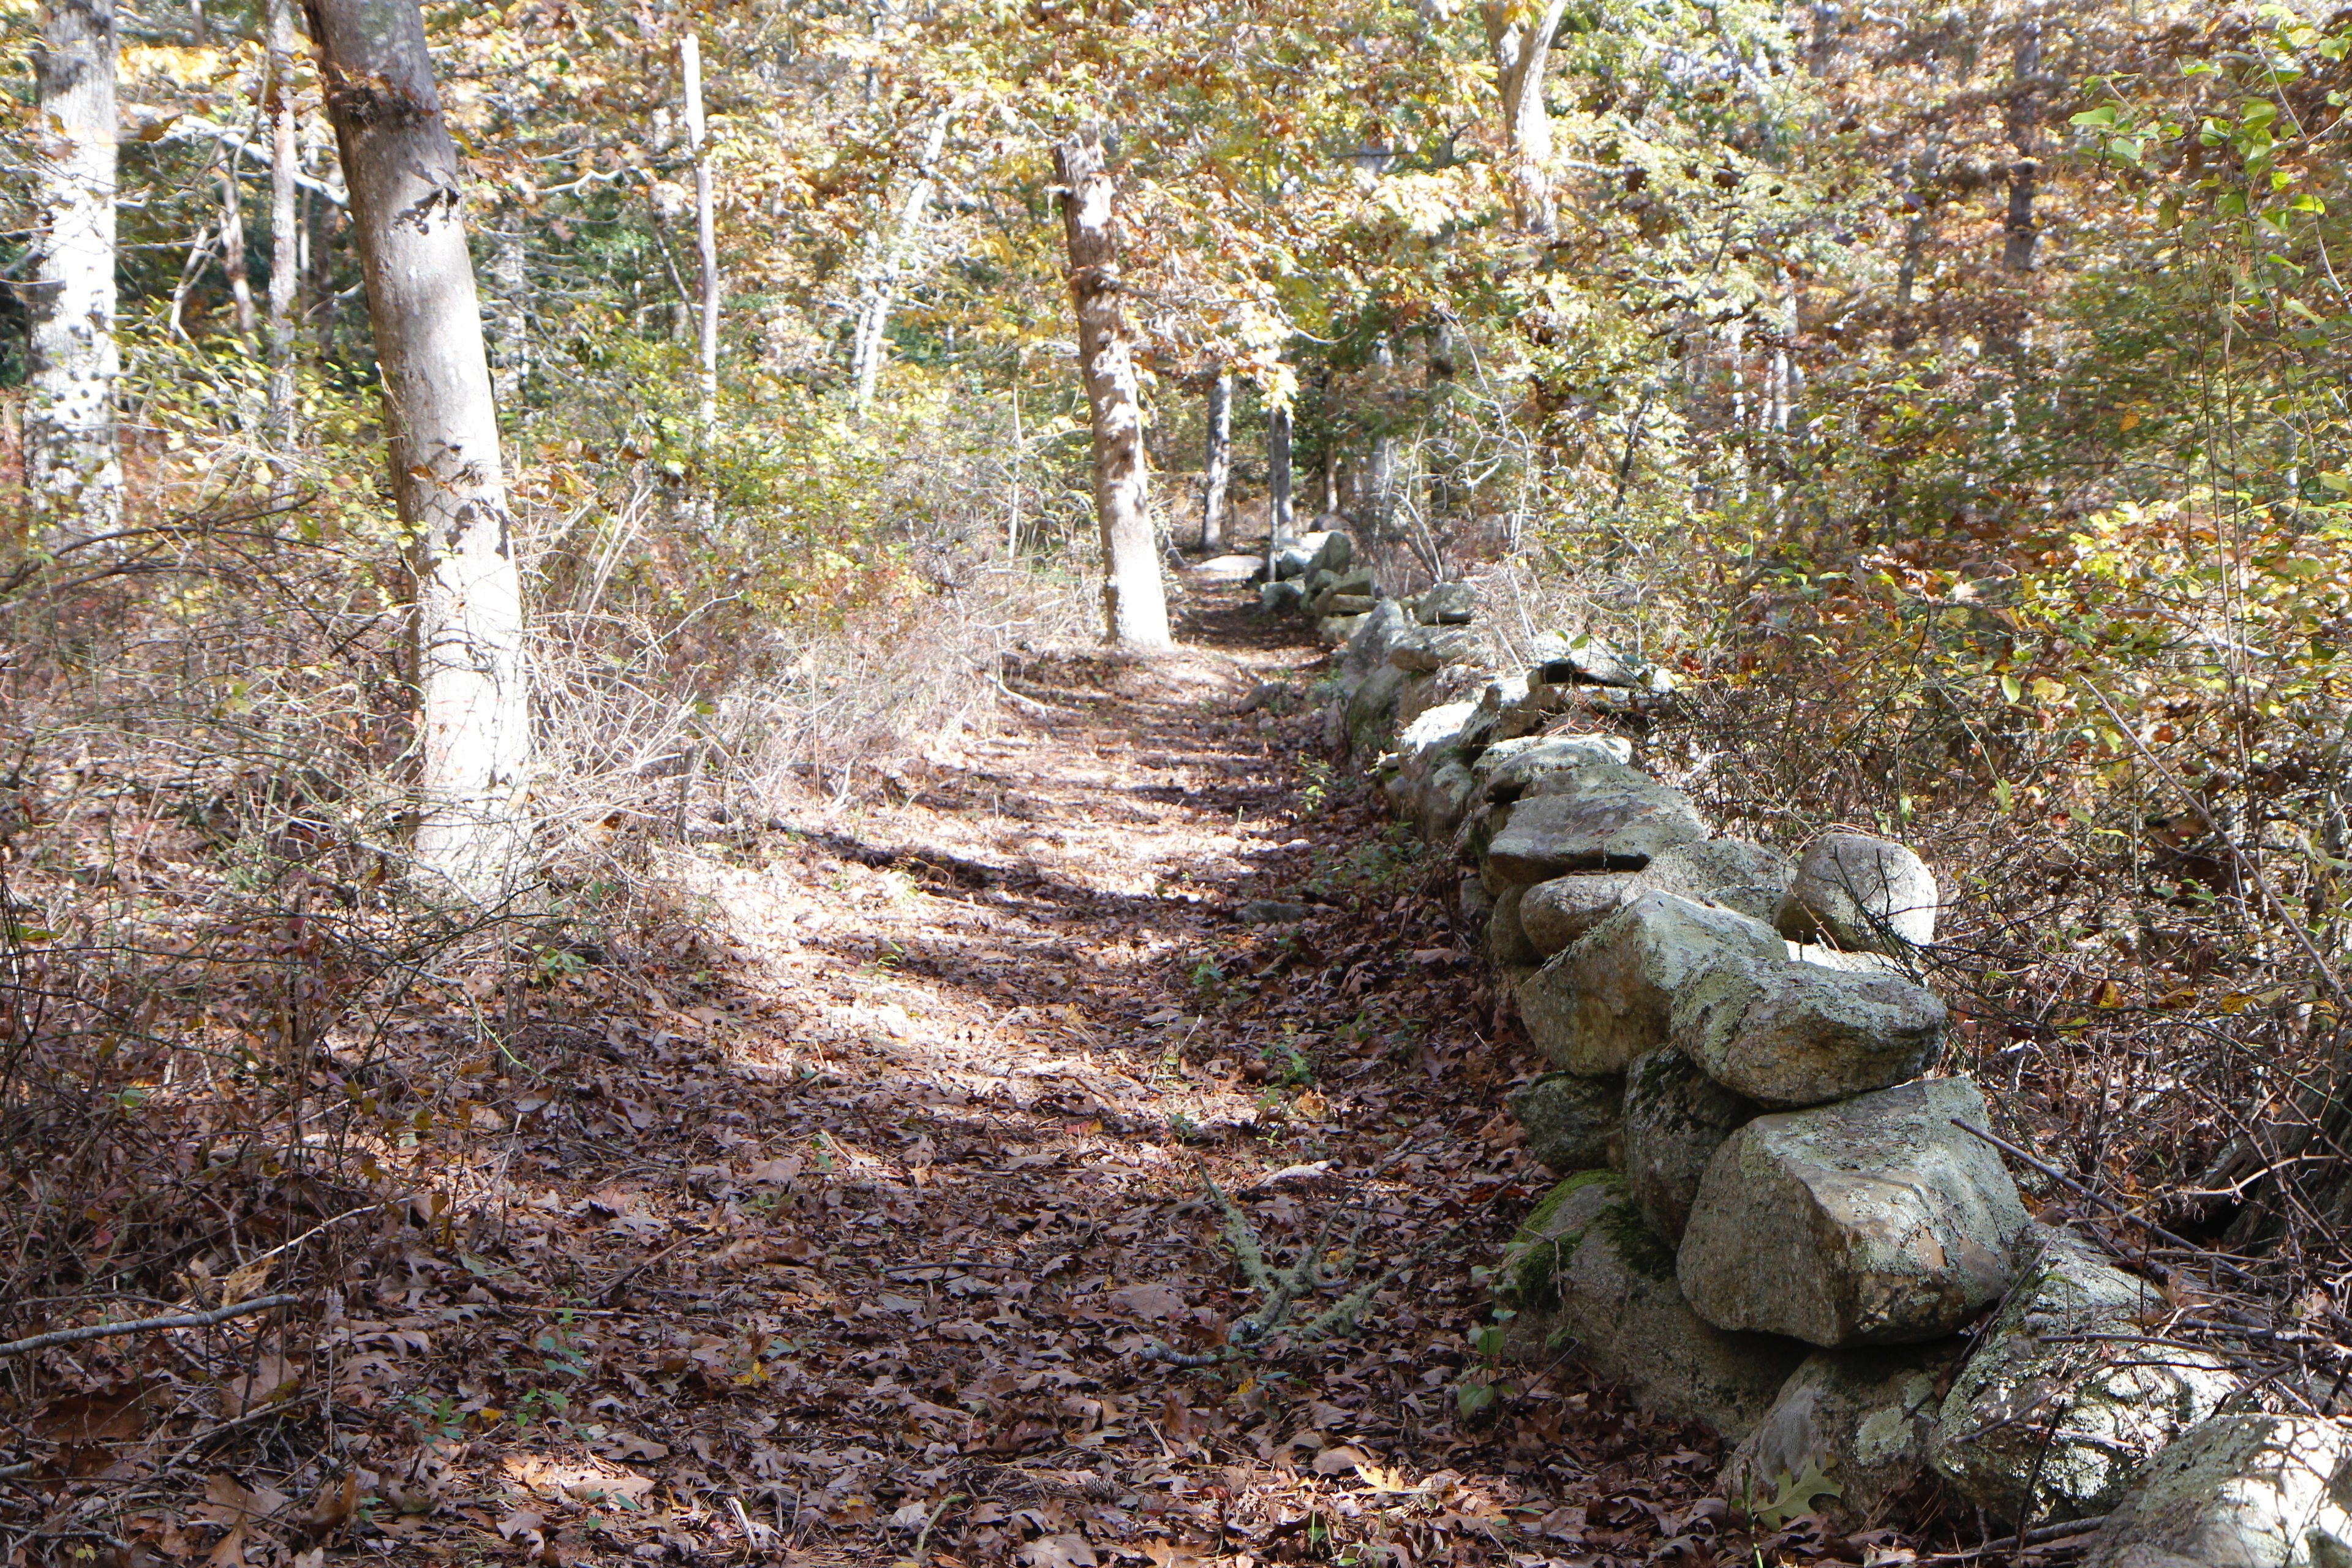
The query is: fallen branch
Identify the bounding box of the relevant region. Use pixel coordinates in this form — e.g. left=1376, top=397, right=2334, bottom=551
left=1951, top=1121, right=2264, bottom=1287
left=0, top=1295, right=299, bottom=1359
left=1906, top=1516, right=2108, bottom=1566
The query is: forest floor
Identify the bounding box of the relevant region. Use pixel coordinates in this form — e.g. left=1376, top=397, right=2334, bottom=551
left=110, top=597, right=1833, bottom=1568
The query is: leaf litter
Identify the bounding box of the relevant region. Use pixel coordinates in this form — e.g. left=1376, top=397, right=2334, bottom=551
left=0, top=603, right=1915, bottom=1567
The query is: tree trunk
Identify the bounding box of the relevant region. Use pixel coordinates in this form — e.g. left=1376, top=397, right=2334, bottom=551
left=265, top=0, right=300, bottom=441
left=680, top=29, right=719, bottom=452
left=851, top=105, right=950, bottom=415
left=220, top=153, right=256, bottom=340
left=1268, top=401, right=1293, bottom=540
left=2002, top=10, right=2041, bottom=273
left=1200, top=366, right=1232, bottom=551
left=489, top=221, right=529, bottom=407
left=28, top=0, right=122, bottom=543
left=311, top=0, right=530, bottom=897
left=1052, top=126, right=1170, bottom=652
left=1480, top=0, right=1569, bottom=239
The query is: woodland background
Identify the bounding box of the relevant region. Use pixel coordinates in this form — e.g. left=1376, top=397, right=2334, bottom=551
left=7, top=0, right=2352, bottom=1558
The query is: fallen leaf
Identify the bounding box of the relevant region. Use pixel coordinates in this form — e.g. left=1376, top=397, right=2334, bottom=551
left=1106, top=1283, right=1187, bottom=1320
left=1019, top=1534, right=1098, bottom=1567
left=1311, top=1444, right=1370, bottom=1476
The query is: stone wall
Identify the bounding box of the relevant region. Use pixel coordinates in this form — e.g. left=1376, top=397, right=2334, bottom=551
left=1206, top=543, right=2323, bottom=1548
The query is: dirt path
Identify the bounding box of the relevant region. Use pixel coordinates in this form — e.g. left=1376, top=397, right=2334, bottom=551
left=348, top=602, right=1730, bottom=1567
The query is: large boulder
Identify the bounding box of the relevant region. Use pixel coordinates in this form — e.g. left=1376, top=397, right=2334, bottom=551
left=1529, top=631, right=1649, bottom=690
left=1519, top=872, right=1636, bottom=958
left=1622, top=1047, right=1762, bottom=1244
left=1389, top=625, right=1480, bottom=676
left=1260, top=578, right=1305, bottom=614
left=1678, top=1077, right=2029, bottom=1348
left=1623, top=840, right=1797, bottom=927
left=1192, top=553, right=1266, bottom=586
left=1341, top=598, right=1414, bottom=686
left=1722, top=1343, right=1964, bottom=1532
left=1485, top=885, right=1541, bottom=968
left=1495, top=1173, right=1806, bottom=1438
left=1414, top=581, right=1477, bottom=624
left=2085, top=1415, right=2352, bottom=1568
left=1509, top=1074, right=1624, bottom=1173
left=1478, top=736, right=1638, bottom=803
left=1933, top=1229, right=2242, bottom=1527
left=1344, top=664, right=1409, bottom=760
left=1482, top=766, right=1709, bottom=885
left=1518, top=894, right=1786, bottom=1075
left=1779, top=832, right=1940, bottom=952
left=1669, top=956, right=1948, bottom=1107
left=1306, top=529, right=1354, bottom=575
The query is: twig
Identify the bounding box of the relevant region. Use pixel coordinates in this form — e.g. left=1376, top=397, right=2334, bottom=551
left=0, top=1294, right=298, bottom=1358
left=1951, top=1121, right=2265, bottom=1287
left=1907, top=1517, right=2108, bottom=1566
left=593, top=1235, right=696, bottom=1303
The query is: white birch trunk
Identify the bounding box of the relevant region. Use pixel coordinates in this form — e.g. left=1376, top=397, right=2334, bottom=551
left=680, top=30, right=719, bottom=447
left=313, top=0, right=530, bottom=899
left=28, top=0, right=122, bottom=543
left=265, top=0, right=299, bottom=442
left=1480, top=0, right=1569, bottom=239
left=220, top=153, right=255, bottom=341
left=850, top=105, right=950, bottom=415
left=1052, top=126, right=1170, bottom=651
left=1200, top=366, right=1232, bottom=550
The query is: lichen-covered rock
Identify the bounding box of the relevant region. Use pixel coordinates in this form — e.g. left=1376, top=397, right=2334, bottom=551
left=1317, top=612, right=1368, bottom=644
left=1520, top=872, right=1636, bottom=958
left=1487, top=885, right=1540, bottom=968
left=1261, top=578, right=1305, bottom=614
left=1787, top=942, right=1907, bottom=977
left=1389, top=626, right=1480, bottom=675
left=1341, top=598, right=1414, bottom=687
left=1528, top=631, right=1648, bottom=690
left=1415, top=581, right=1477, bottom=624
left=2084, top=1415, right=2352, bottom=1568
left=1622, top=1047, right=1762, bottom=1243
left=1509, top=1073, right=1625, bottom=1172
left=1779, top=832, right=1940, bottom=952
left=1344, top=664, right=1408, bottom=760
left=1479, top=737, right=1638, bottom=803
left=1518, top=894, right=1786, bottom=1074
left=1624, top=840, right=1798, bottom=927
left=1678, top=1077, right=2029, bottom=1348
left=1934, top=1229, right=2242, bottom=1527
left=1670, top=956, right=1948, bottom=1107
left=1495, top=1173, right=1805, bottom=1438
left=1483, top=766, right=1708, bottom=885
left=1722, top=1343, right=1964, bottom=1531
left=1458, top=872, right=1495, bottom=926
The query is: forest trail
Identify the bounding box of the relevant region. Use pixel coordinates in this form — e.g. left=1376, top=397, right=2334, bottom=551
left=363, top=597, right=1728, bottom=1567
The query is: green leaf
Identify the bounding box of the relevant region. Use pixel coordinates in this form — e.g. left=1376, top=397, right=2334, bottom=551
left=1455, top=1379, right=1496, bottom=1417
left=2000, top=673, right=2024, bottom=704
left=2070, top=107, right=2119, bottom=128
left=1751, top=1455, right=1844, bottom=1529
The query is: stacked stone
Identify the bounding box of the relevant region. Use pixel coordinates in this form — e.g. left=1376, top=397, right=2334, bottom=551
left=1289, top=578, right=2256, bottom=1542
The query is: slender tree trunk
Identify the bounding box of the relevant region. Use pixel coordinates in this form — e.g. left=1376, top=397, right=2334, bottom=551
left=680, top=30, right=719, bottom=455
left=1322, top=452, right=1340, bottom=516
left=1200, top=366, right=1232, bottom=551
left=1052, top=126, right=1170, bottom=652
left=851, top=105, right=950, bottom=415
left=1368, top=334, right=1400, bottom=538
left=265, top=0, right=300, bottom=440
left=220, top=152, right=256, bottom=340
left=28, top=0, right=122, bottom=543
left=489, top=221, right=529, bottom=407
left=1268, top=401, right=1293, bottom=540
left=2002, top=9, right=2042, bottom=273
left=1480, top=0, right=1569, bottom=239
left=311, top=0, right=529, bottom=897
